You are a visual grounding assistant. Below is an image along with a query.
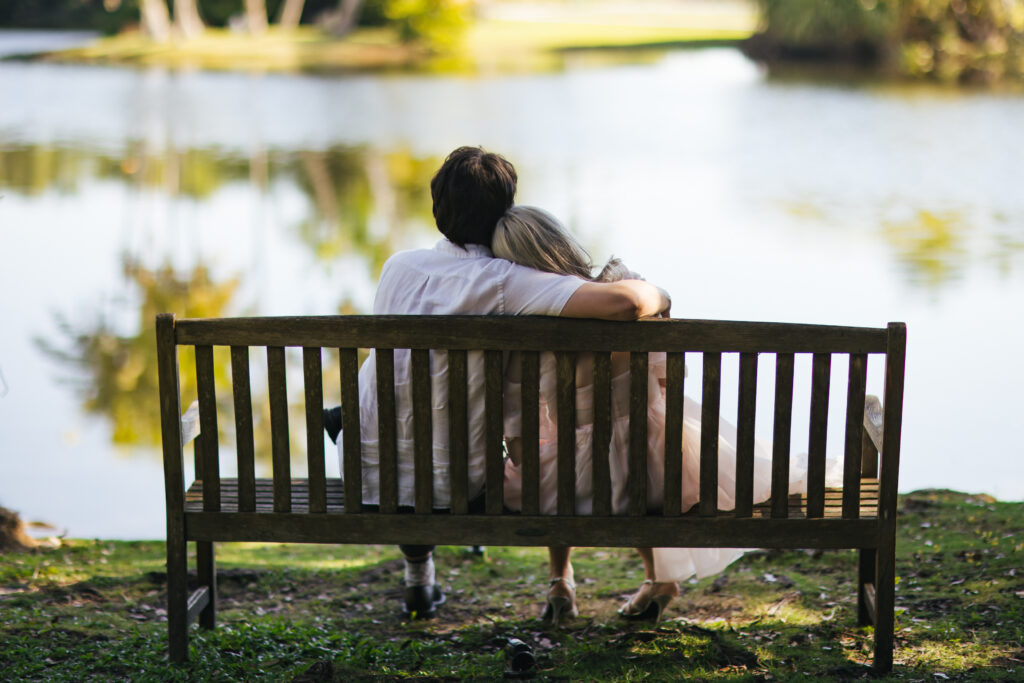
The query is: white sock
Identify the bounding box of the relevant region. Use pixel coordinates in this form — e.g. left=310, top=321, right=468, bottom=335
left=404, top=557, right=435, bottom=587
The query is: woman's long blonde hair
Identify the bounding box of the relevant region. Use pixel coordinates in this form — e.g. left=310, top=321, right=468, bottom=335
left=493, top=206, right=628, bottom=282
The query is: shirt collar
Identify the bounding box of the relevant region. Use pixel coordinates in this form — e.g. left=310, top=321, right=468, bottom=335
left=435, top=238, right=493, bottom=259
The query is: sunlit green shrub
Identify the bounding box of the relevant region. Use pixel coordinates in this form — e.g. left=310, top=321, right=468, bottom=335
left=750, top=0, right=1024, bottom=82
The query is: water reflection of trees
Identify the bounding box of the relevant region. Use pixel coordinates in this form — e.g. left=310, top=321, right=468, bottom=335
left=1, top=142, right=437, bottom=279
left=20, top=142, right=438, bottom=464
left=37, top=259, right=240, bottom=446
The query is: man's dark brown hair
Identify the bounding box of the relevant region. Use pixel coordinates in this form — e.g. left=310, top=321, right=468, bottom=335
left=430, top=146, right=517, bottom=248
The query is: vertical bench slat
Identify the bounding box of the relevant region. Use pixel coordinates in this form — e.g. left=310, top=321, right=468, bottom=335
left=591, top=353, right=612, bottom=517
left=376, top=349, right=398, bottom=514
left=806, top=353, right=832, bottom=519
left=195, top=345, right=220, bottom=512
left=448, top=350, right=470, bottom=515
left=699, top=352, right=721, bottom=517
left=303, top=347, right=327, bottom=514
left=339, top=348, right=361, bottom=514
left=628, top=352, right=648, bottom=517
left=230, top=346, right=256, bottom=512
left=520, top=351, right=541, bottom=516
left=411, top=349, right=433, bottom=514
left=485, top=349, right=504, bottom=515
left=734, top=352, right=758, bottom=518
left=556, top=351, right=577, bottom=515
left=662, top=352, right=685, bottom=517
left=843, top=353, right=868, bottom=519
left=266, top=346, right=291, bottom=513
left=770, top=352, right=795, bottom=519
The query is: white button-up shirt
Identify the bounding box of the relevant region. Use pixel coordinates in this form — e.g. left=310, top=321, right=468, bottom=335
left=340, top=239, right=585, bottom=508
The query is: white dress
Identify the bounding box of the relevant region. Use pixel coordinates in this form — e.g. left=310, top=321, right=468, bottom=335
left=502, top=350, right=809, bottom=582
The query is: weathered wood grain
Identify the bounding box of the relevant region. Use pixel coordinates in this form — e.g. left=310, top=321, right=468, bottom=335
left=195, top=345, right=220, bottom=512
left=520, top=351, right=541, bottom=516
left=699, top=352, right=721, bottom=517
left=806, top=353, right=831, bottom=519
left=230, top=347, right=256, bottom=512
left=662, top=352, right=685, bottom=517
left=176, top=316, right=888, bottom=353
left=734, top=352, right=758, bottom=518
left=267, top=346, right=291, bottom=513
left=448, top=349, right=470, bottom=515
left=591, top=353, right=612, bottom=517
left=339, top=348, right=361, bottom=514
left=411, top=349, right=433, bottom=514
left=843, top=354, right=868, bottom=519
left=303, top=347, right=326, bottom=514
left=628, top=352, right=649, bottom=517
left=771, top=353, right=795, bottom=519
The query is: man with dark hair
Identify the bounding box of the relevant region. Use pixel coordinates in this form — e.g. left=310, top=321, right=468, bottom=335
left=430, top=146, right=518, bottom=248
left=328, top=146, right=669, bottom=619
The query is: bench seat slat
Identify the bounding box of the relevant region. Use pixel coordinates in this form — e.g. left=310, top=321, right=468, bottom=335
left=185, top=478, right=880, bottom=521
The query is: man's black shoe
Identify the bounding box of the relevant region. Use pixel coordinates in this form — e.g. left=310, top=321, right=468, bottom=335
left=323, top=406, right=342, bottom=444
left=402, top=583, right=446, bottom=619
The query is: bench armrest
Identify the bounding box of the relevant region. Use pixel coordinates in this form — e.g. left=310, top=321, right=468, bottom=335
left=863, top=395, right=883, bottom=454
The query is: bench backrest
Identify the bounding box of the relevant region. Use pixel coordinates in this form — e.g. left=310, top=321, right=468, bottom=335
left=157, top=314, right=905, bottom=532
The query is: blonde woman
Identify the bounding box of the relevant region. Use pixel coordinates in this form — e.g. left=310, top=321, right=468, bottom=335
left=493, top=206, right=783, bottom=623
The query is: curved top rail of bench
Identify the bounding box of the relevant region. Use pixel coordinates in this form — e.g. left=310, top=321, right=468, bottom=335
left=169, top=315, right=897, bottom=354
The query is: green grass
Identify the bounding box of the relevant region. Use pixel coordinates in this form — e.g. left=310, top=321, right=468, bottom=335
left=1, top=490, right=1021, bottom=680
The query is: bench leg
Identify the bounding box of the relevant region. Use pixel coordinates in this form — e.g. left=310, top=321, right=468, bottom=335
left=197, top=541, right=217, bottom=629
left=873, top=525, right=897, bottom=673
left=167, top=528, right=189, bottom=663
left=857, top=548, right=876, bottom=626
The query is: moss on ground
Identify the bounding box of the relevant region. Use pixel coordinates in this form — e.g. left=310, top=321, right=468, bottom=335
left=1, top=490, right=1021, bottom=680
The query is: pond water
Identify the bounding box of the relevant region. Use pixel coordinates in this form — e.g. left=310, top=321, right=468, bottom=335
left=1, top=35, right=1022, bottom=538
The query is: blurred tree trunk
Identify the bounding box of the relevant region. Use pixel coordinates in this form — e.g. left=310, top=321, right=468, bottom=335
left=139, top=0, right=172, bottom=41
left=320, top=0, right=364, bottom=37
left=174, top=0, right=205, bottom=39
left=278, top=0, right=306, bottom=29
left=245, top=0, right=268, bottom=35
left=0, top=506, right=37, bottom=552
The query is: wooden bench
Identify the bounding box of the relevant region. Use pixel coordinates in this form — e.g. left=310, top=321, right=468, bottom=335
left=156, top=313, right=906, bottom=671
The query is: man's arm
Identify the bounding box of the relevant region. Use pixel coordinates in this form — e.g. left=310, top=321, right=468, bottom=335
left=560, top=280, right=671, bottom=321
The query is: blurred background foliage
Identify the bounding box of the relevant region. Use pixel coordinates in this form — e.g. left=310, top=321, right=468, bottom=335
left=0, top=0, right=469, bottom=48
left=747, top=0, right=1024, bottom=83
